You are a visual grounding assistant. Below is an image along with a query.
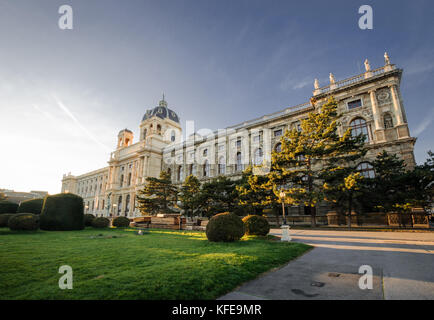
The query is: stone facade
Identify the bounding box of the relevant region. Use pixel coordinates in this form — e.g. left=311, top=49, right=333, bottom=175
left=62, top=55, right=416, bottom=217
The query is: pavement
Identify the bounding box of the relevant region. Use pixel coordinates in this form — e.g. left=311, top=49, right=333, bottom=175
left=218, top=229, right=434, bottom=300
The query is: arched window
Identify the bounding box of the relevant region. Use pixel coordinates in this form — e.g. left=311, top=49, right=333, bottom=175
left=157, top=124, right=162, bottom=135
left=120, top=174, right=124, bottom=187
left=218, top=157, right=226, bottom=175
left=350, top=118, right=370, bottom=142
left=128, top=173, right=132, bottom=186
left=384, top=113, right=393, bottom=129
left=125, top=194, right=130, bottom=217
left=357, top=162, right=375, bottom=179
left=236, top=152, right=242, bottom=172
left=203, top=160, right=210, bottom=177
left=171, top=130, right=176, bottom=142
left=275, top=143, right=282, bottom=153
left=254, top=148, right=263, bottom=165
left=167, top=168, right=171, bottom=179
left=177, top=166, right=183, bottom=181
left=143, top=129, right=147, bottom=140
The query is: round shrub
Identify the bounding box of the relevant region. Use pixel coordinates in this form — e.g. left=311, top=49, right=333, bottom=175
left=8, top=213, right=39, bottom=231
left=0, top=214, right=15, bottom=227
left=17, top=198, right=44, bottom=214
left=112, top=216, right=130, bottom=228
left=40, top=193, right=84, bottom=231
left=206, top=212, right=245, bottom=242
left=84, top=214, right=96, bottom=227
left=92, top=217, right=110, bottom=228
left=0, top=201, right=18, bottom=214
left=242, top=215, right=270, bottom=236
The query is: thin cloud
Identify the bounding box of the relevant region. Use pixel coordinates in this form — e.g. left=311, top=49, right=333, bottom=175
left=51, top=95, right=111, bottom=152
left=413, top=108, right=434, bottom=136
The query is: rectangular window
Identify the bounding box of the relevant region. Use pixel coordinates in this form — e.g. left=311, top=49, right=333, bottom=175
left=203, top=149, right=208, bottom=156
left=274, top=129, right=283, bottom=137
left=236, top=139, right=241, bottom=147
left=348, top=99, right=362, bottom=110
left=253, top=135, right=260, bottom=143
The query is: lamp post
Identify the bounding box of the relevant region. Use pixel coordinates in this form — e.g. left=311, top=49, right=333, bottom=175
left=112, top=204, right=117, bottom=217
left=279, top=190, right=291, bottom=242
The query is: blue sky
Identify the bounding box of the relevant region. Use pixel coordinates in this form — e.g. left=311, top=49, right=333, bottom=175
left=0, top=0, right=433, bottom=194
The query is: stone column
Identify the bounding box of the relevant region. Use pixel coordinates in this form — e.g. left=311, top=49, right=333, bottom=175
left=389, top=85, right=404, bottom=126
left=369, top=90, right=383, bottom=130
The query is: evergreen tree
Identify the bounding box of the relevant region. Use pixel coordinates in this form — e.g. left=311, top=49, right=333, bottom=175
left=136, top=171, right=178, bottom=215
left=178, top=174, right=201, bottom=218
left=236, top=166, right=279, bottom=215
left=197, top=176, right=238, bottom=217
left=267, top=97, right=366, bottom=227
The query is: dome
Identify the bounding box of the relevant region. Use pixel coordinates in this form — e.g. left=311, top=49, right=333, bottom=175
left=142, top=97, right=180, bottom=123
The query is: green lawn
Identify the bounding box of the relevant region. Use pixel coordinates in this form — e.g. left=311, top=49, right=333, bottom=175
left=0, top=227, right=311, bottom=300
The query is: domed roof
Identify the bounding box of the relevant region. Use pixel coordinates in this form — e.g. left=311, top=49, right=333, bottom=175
left=142, top=97, right=180, bottom=123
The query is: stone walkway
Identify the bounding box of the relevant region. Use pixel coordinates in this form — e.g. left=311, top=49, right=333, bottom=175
left=219, top=229, right=434, bottom=300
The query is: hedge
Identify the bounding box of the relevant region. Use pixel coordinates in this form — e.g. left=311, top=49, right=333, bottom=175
left=92, top=217, right=110, bottom=228
left=40, top=193, right=84, bottom=231
left=112, top=216, right=130, bottom=228
left=84, top=214, right=96, bottom=227
left=8, top=213, right=39, bottom=231
left=206, top=212, right=245, bottom=242
left=17, top=198, right=44, bottom=214
left=0, top=214, right=15, bottom=227
left=0, top=201, right=18, bottom=214
left=242, top=215, right=270, bottom=236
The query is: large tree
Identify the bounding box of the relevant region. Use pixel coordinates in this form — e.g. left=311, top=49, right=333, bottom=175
left=178, top=174, right=201, bottom=218
left=236, top=166, right=279, bottom=215
left=267, top=97, right=366, bottom=227
left=197, top=176, right=238, bottom=217
left=136, top=171, right=178, bottom=215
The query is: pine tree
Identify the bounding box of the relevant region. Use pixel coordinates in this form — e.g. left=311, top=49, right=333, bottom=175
left=178, top=174, right=201, bottom=218
left=197, top=176, right=238, bottom=217
left=267, top=97, right=366, bottom=227
left=136, top=171, right=178, bottom=215
left=236, top=166, right=279, bottom=215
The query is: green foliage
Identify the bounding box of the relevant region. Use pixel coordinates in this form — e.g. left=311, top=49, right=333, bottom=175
left=265, top=97, right=366, bottom=226
left=0, top=201, right=18, bottom=214
left=8, top=213, right=39, bottom=231
left=198, top=176, right=239, bottom=217
left=178, top=175, right=201, bottom=218
left=242, top=215, right=270, bottom=236
left=91, top=217, right=110, bottom=228
left=206, top=212, right=245, bottom=242
left=112, top=216, right=130, bottom=228
left=40, top=193, right=84, bottom=231
left=84, top=214, right=95, bottom=227
left=137, top=171, right=178, bottom=215
left=17, top=198, right=44, bottom=214
left=237, top=166, right=279, bottom=215
left=0, top=214, right=15, bottom=227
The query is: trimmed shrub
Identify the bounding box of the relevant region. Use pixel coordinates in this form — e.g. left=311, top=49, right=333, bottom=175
left=113, top=216, right=130, bottom=228
left=92, top=217, right=110, bottom=228
left=242, top=215, right=270, bottom=236
left=40, top=193, right=84, bottom=231
left=84, top=214, right=96, bottom=227
left=17, top=198, right=44, bottom=214
left=0, top=214, right=16, bottom=227
left=0, top=201, right=18, bottom=214
left=8, top=213, right=39, bottom=231
left=206, top=212, right=245, bottom=242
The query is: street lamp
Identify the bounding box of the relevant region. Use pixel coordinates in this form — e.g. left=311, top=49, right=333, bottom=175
left=113, top=204, right=117, bottom=217
left=279, top=190, right=291, bottom=242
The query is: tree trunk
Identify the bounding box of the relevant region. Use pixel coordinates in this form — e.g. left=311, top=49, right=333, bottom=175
left=310, top=206, right=317, bottom=228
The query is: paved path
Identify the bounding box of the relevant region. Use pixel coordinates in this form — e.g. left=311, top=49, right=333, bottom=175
left=219, top=229, right=434, bottom=300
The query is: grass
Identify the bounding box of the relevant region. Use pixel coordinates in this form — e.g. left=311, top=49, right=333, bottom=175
left=0, top=227, right=310, bottom=300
